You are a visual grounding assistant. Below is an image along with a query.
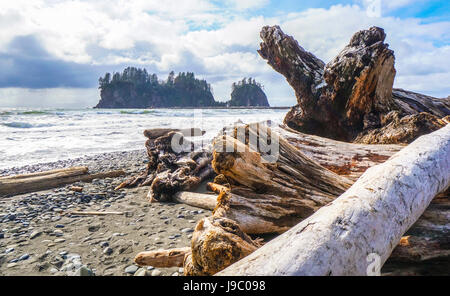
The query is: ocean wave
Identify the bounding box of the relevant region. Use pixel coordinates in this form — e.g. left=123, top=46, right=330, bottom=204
left=119, top=110, right=159, bottom=115
left=2, top=122, right=55, bottom=128
left=18, top=110, right=50, bottom=115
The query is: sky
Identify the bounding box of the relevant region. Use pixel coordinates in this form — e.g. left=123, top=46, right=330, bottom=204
left=0, top=0, right=449, bottom=108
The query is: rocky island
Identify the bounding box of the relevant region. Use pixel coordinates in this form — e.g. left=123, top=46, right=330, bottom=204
left=95, top=68, right=270, bottom=108
left=228, top=78, right=269, bottom=107
left=95, top=69, right=219, bottom=108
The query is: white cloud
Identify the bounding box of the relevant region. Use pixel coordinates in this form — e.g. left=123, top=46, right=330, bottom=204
left=0, top=1, right=449, bottom=107
left=224, top=0, right=270, bottom=11
left=0, top=87, right=99, bottom=108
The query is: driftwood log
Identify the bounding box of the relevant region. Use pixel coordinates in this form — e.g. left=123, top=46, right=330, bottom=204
left=258, top=25, right=450, bottom=143
left=0, top=167, right=125, bottom=196
left=180, top=123, right=449, bottom=275
left=173, top=191, right=217, bottom=211
left=131, top=26, right=450, bottom=276
left=134, top=247, right=191, bottom=268
left=131, top=123, right=448, bottom=275
left=115, top=128, right=214, bottom=202
left=218, top=124, right=450, bottom=275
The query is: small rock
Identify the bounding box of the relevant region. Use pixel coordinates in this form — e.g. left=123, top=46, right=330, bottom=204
left=124, top=265, right=138, bottom=274
left=19, top=254, right=30, bottom=261
left=103, top=247, right=113, bottom=255
left=5, top=247, right=14, bottom=254
left=75, top=266, right=93, bottom=276
left=66, top=253, right=81, bottom=261
left=178, top=267, right=184, bottom=273
left=7, top=262, right=18, bottom=268
left=50, top=267, right=59, bottom=274
left=134, top=268, right=148, bottom=276
left=176, top=215, right=185, bottom=219
left=151, top=269, right=162, bottom=276
left=181, top=228, right=194, bottom=233
left=172, top=272, right=179, bottom=276
left=147, top=266, right=155, bottom=270
left=54, top=238, right=66, bottom=243
left=0, top=233, right=4, bottom=239
left=55, top=224, right=65, bottom=228
left=70, top=186, right=83, bottom=193
left=88, top=225, right=101, bottom=232
left=29, top=231, right=42, bottom=239
left=54, top=229, right=64, bottom=236
left=100, top=241, right=109, bottom=248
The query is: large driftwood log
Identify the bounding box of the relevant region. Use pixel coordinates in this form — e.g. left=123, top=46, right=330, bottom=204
left=258, top=25, right=449, bottom=143
left=217, top=124, right=450, bottom=275
left=274, top=124, right=404, bottom=180
left=115, top=128, right=214, bottom=201
left=0, top=167, right=125, bottom=196
left=183, top=123, right=449, bottom=275
left=210, top=123, right=352, bottom=234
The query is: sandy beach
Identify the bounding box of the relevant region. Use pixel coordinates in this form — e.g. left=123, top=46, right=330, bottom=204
left=0, top=150, right=213, bottom=276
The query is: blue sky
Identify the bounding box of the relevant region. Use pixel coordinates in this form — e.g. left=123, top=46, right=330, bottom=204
left=0, top=0, right=449, bottom=107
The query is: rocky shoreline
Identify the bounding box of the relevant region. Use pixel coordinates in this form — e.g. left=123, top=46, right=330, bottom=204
left=0, top=150, right=212, bottom=276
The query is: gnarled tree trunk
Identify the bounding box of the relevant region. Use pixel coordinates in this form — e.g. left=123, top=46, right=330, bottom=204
left=258, top=25, right=449, bottom=143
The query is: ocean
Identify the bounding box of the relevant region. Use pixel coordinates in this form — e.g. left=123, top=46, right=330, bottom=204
left=0, top=108, right=289, bottom=170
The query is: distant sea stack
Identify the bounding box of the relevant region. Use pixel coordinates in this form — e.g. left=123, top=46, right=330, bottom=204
left=95, top=67, right=224, bottom=108
left=227, top=78, right=270, bottom=107
left=95, top=67, right=270, bottom=108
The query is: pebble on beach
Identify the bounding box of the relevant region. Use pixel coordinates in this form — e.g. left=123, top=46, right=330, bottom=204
left=0, top=149, right=212, bottom=276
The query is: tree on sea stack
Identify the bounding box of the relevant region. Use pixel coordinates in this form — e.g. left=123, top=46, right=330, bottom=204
left=227, top=78, right=270, bottom=107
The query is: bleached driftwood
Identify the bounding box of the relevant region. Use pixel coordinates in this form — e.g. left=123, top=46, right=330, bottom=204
left=0, top=167, right=125, bottom=196
left=209, top=123, right=353, bottom=234
left=274, top=125, right=404, bottom=180
left=217, top=125, right=450, bottom=275
left=173, top=191, right=217, bottom=211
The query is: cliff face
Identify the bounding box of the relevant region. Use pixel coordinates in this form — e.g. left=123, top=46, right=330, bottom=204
left=96, top=82, right=148, bottom=108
